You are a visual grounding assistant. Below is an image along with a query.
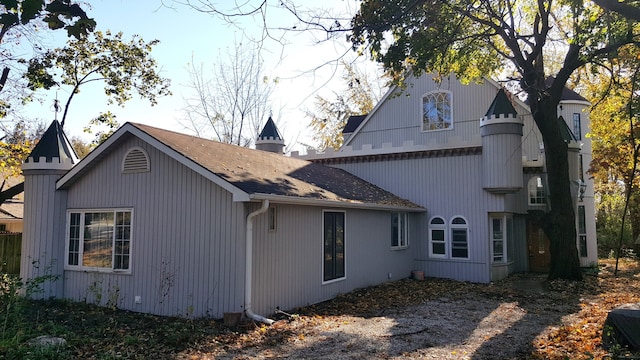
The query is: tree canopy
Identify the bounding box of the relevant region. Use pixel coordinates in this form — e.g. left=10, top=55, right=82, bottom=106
left=25, top=30, right=171, bottom=128
left=349, top=0, right=639, bottom=280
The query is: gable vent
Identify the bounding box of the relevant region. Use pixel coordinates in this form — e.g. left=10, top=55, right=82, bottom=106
left=122, top=147, right=150, bottom=173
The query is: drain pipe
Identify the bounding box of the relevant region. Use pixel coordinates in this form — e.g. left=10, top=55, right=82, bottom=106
left=245, top=199, right=275, bottom=325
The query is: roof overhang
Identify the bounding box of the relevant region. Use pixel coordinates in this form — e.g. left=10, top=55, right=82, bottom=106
left=56, top=123, right=251, bottom=202
left=249, top=193, right=425, bottom=212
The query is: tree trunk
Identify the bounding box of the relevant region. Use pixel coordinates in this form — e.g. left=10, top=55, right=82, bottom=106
left=533, top=99, right=583, bottom=281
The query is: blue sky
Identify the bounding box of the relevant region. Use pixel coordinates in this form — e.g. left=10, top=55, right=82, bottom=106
left=24, top=0, right=370, bottom=151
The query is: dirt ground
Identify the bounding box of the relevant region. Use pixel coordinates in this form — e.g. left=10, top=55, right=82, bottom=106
left=180, top=259, right=640, bottom=360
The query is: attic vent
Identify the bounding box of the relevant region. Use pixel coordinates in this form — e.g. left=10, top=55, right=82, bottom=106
left=122, top=147, right=150, bottom=173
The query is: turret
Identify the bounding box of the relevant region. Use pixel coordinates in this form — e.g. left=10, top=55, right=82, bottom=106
left=21, top=120, right=78, bottom=298
left=480, top=89, right=524, bottom=193
left=255, top=117, right=285, bottom=154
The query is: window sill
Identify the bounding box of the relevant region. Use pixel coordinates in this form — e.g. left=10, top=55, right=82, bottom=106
left=64, top=267, right=131, bottom=275
left=391, top=245, right=409, bottom=251
left=322, top=276, right=345, bottom=285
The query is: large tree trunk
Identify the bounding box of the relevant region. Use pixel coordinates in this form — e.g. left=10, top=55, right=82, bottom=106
left=533, top=97, right=583, bottom=280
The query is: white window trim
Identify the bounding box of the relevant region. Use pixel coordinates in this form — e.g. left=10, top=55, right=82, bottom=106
left=391, top=212, right=409, bottom=250
left=528, top=176, right=547, bottom=206
left=421, top=90, right=454, bottom=132
left=450, top=216, right=470, bottom=260
left=321, top=209, right=346, bottom=285
left=428, top=216, right=448, bottom=259
left=65, top=208, right=133, bottom=274
left=490, top=215, right=512, bottom=264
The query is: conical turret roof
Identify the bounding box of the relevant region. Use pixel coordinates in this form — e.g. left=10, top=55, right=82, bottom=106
left=485, top=89, right=518, bottom=118
left=25, top=120, right=78, bottom=165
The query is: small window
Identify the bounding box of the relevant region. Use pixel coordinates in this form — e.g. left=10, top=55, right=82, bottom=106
left=0, top=224, right=6, bottom=232
left=450, top=217, right=469, bottom=259
left=528, top=176, right=547, bottom=205
left=66, top=209, right=133, bottom=272
left=422, top=91, right=452, bottom=131
left=573, top=113, right=581, bottom=140
left=323, top=211, right=345, bottom=282
left=268, top=206, right=277, bottom=231
left=578, top=205, right=587, bottom=257
left=491, top=216, right=512, bottom=263
left=391, top=212, right=409, bottom=249
left=429, top=217, right=447, bottom=258
left=122, top=147, right=150, bottom=173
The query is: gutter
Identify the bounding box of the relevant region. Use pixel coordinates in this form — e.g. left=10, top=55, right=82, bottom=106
left=244, top=199, right=275, bottom=325
left=249, top=193, right=425, bottom=212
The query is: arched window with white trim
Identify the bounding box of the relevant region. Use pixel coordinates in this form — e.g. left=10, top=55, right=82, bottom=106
left=422, top=91, right=453, bottom=131
left=450, top=216, right=469, bottom=259
left=429, top=216, right=447, bottom=258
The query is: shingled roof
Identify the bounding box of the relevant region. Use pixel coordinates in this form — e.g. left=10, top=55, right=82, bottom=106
left=58, top=123, right=423, bottom=211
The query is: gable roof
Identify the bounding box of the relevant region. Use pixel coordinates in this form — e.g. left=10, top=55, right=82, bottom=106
left=57, top=123, right=423, bottom=211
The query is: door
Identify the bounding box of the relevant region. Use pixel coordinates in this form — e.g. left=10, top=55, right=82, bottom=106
left=527, top=221, right=550, bottom=272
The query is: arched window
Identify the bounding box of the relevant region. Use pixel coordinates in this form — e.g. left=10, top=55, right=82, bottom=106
left=528, top=176, right=546, bottom=205
left=122, top=147, right=150, bottom=174
left=450, top=217, right=469, bottom=259
left=429, top=217, right=447, bottom=258
left=422, top=91, right=453, bottom=131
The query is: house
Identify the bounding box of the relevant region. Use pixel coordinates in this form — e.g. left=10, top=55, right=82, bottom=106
left=20, top=73, right=597, bottom=321
left=20, top=118, right=423, bottom=320
left=296, top=74, right=598, bottom=282
left=0, top=175, right=24, bottom=233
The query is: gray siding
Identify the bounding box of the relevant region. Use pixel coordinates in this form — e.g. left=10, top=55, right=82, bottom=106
left=21, top=169, right=68, bottom=299
left=331, top=154, right=504, bottom=283
left=63, top=137, right=246, bottom=318
left=251, top=204, right=417, bottom=315
left=482, top=132, right=523, bottom=192
left=347, top=77, right=498, bottom=150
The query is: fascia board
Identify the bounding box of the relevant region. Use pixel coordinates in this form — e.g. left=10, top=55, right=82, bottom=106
left=249, top=193, right=425, bottom=212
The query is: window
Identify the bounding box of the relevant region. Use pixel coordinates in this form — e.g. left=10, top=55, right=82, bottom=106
left=491, top=215, right=512, bottom=263
left=429, top=217, right=447, bottom=258
left=573, top=113, right=581, bottom=140
left=491, top=218, right=504, bottom=262
left=268, top=206, right=277, bottom=231
left=0, top=224, right=6, bottom=232
left=528, top=176, right=547, bottom=205
left=451, top=217, right=469, bottom=259
left=578, top=205, right=588, bottom=257
left=66, top=209, right=132, bottom=272
left=422, top=91, right=452, bottom=131
left=323, top=211, right=345, bottom=282
left=391, top=212, right=409, bottom=249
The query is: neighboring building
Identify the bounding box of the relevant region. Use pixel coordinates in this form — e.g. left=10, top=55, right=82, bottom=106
left=0, top=175, right=24, bottom=233
left=20, top=120, right=423, bottom=320
left=297, top=74, right=597, bottom=282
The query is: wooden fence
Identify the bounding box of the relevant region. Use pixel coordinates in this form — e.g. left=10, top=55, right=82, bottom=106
left=0, top=232, right=21, bottom=274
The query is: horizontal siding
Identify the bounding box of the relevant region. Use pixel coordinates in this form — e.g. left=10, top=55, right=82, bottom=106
left=251, top=205, right=417, bottom=315
left=64, top=137, right=245, bottom=318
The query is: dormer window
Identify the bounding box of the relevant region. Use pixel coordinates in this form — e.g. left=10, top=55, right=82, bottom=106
left=422, top=91, right=452, bottom=131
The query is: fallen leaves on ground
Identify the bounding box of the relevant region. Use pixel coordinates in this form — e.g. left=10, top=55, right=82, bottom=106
left=3, top=259, right=639, bottom=359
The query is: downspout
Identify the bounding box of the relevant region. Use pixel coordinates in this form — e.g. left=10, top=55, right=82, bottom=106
left=245, top=199, right=275, bottom=325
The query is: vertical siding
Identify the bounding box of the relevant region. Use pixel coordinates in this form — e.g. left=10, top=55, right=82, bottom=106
left=348, top=76, right=498, bottom=149
left=63, top=137, right=245, bottom=318
left=251, top=205, right=416, bottom=315
left=482, top=133, right=523, bottom=191
left=332, top=154, right=499, bottom=283
left=21, top=170, right=68, bottom=299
